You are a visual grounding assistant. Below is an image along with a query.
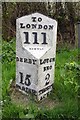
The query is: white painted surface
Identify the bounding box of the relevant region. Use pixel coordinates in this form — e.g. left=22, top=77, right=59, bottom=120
left=16, top=13, right=57, bottom=100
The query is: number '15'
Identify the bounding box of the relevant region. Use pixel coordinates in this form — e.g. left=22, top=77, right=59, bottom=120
left=24, top=32, right=48, bottom=44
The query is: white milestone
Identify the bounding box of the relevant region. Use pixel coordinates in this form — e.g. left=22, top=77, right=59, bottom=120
left=16, top=13, right=57, bottom=101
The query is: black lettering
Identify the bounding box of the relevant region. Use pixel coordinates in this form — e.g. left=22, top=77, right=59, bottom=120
left=26, top=24, right=31, bottom=28
left=46, top=58, right=49, bottom=63
left=19, top=72, right=24, bottom=84
left=40, top=59, right=43, bottom=65
left=38, top=17, right=42, bottom=22
left=32, top=90, right=36, bottom=95
left=32, top=59, right=37, bottom=65
left=20, top=23, right=25, bottom=28
left=32, top=32, right=39, bottom=44
left=29, top=59, right=32, bottom=64
left=24, top=32, right=30, bottom=44
left=44, top=25, right=48, bottom=29
left=41, top=33, right=48, bottom=44
left=32, top=17, right=36, bottom=22
left=49, top=25, right=53, bottom=30
left=24, top=58, right=28, bottom=63
left=25, top=74, right=31, bottom=86
left=16, top=57, right=19, bottom=62
left=22, top=86, right=25, bottom=91
left=45, top=73, right=50, bottom=86
left=25, top=87, right=28, bottom=92
left=44, top=67, right=46, bottom=72
left=38, top=24, right=42, bottom=29
left=43, top=65, right=52, bottom=72
left=47, top=66, right=50, bottom=70
left=39, top=85, right=52, bottom=95
left=32, top=24, right=37, bottom=29
left=50, top=58, right=55, bottom=62
left=40, top=96, right=43, bottom=100
left=20, top=58, right=23, bottom=62
left=50, top=65, right=52, bottom=70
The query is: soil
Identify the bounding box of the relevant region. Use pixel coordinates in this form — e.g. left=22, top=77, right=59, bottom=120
left=9, top=80, right=59, bottom=110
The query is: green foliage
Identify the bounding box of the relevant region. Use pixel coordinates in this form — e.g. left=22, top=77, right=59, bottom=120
left=2, top=39, right=16, bottom=98
left=2, top=97, right=22, bottom=119
left=35, top=99, right=78, bottom=120
left=64, top=62, right=80, bottom=93
left=2, top=38, right=16, bottom=63
left=2, top=40, right=79, bottom=119
left=53, top=48, right=79, bottom=101
left=2, top=2, right=79, bottom=46
left=19, top=103, right=39, bottom=119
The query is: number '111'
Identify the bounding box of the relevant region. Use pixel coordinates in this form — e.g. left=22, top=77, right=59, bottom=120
left=24, top=32, right=48, bottom=44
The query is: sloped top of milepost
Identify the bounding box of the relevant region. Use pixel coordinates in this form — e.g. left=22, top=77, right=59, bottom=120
left=17, top=12, right=57, bottom=59
left=17, top=12, right=57, bottom=23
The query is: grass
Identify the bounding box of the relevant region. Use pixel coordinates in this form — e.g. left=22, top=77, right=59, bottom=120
left=2, top=39, right=80, bottom=119
left=2, top=39, right=16, bottom=99
left=55, top=49, right=78, bottom=98
left=0, top=37, right=2, bottom=120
